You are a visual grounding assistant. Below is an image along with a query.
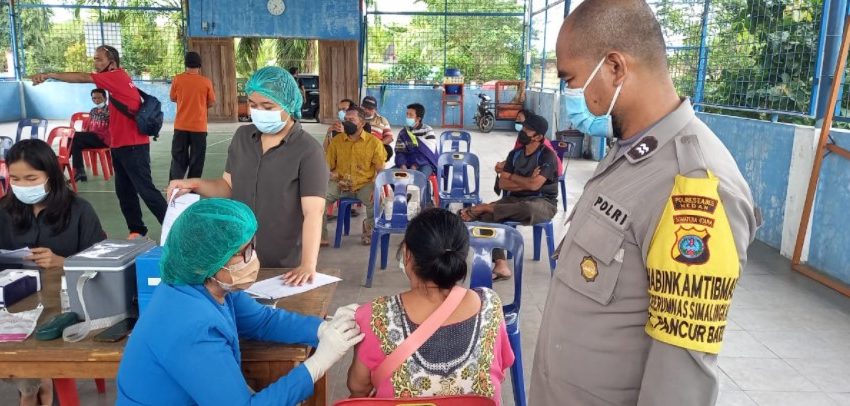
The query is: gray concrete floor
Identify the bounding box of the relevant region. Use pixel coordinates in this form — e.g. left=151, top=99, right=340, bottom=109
left=0, top=121, right=849, bottom=406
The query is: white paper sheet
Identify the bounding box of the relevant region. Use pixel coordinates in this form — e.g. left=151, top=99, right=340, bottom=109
left=0, top=304, right=43, bottom=342
left=0, top=248, right=36, bottom=267
left=160, top=190, right=201, bottom=245
left=246, top=273, right=342, bottom=299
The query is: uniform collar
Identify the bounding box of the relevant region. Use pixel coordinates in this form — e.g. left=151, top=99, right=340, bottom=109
left=621, top=98, right=695, bottom=164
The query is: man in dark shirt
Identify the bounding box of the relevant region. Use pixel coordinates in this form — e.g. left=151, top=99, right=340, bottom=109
left=460, top=114, right=559, bottom=279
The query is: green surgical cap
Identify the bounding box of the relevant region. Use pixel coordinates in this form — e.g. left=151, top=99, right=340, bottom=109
left=160, top=198, right=258, bottom=285
left=244, top=66, right=303, bottom=119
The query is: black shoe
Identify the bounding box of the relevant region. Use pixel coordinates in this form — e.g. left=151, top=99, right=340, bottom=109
left=74, top=173, right=87, bottom=182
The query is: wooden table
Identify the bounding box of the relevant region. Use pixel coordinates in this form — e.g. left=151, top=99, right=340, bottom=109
left=0, top=268, right=340, bottom=405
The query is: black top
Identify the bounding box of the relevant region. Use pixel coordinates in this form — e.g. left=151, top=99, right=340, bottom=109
left=225, top=122, right=329, bottom=268
left=0, top=197, right=106, bottom=258
left=504, top=144, right=559, bottom=205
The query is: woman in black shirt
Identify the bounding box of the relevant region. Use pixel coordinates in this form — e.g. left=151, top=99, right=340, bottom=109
left=0, top=139, right=105, bottom=406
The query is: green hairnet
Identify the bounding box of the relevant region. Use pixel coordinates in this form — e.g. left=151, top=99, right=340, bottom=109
left=244, top=66, right=303, bottom=119
left=160, top=198, right=258, bottom=285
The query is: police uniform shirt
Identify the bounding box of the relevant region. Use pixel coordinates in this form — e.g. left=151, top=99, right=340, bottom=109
left=529, top=100, right=759, bottom=406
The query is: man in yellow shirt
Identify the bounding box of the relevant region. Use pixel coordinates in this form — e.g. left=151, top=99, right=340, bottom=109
left=323, top=106, right=387, bottom=246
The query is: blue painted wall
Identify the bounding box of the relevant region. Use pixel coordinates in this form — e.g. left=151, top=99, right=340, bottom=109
left=808, top=129, right=850, bottom=285
left=697, top=113, right=794, bottom=250
left=0, top=81, right=21, bottom=122
left=22, top=81, right=176, bottom=121
left=189, top=0, right=359, bottom=40
left=364, top=86, right=516, bottom=131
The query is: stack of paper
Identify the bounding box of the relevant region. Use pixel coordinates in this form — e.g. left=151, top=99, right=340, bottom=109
left=0, top=248, right=35, bottom=267
left=0, top=304, right=43, bottom=342
left=246, top=273, right=342, bottom=300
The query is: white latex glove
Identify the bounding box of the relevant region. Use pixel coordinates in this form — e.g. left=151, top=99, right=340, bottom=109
left=304, top=316, right=364, bottom=383
left=317, top=304, right=359, bottom=339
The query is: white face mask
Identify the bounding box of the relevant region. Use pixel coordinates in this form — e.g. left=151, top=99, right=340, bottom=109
left=251, top=108, right=287, bottom=134
left=95, top=102, right=106, bottom=109
left=11, top=182, right=49, bottom=205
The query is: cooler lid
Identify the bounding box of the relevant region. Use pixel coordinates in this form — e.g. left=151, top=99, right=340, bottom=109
left=64, top=239, right=158, bottom=270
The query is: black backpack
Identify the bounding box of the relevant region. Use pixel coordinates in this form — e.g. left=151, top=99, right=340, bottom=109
left=110, top=89, right=164, bottom=141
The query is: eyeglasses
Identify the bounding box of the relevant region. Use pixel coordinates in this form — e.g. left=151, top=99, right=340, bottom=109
left=237, top=238, right=256, bottom=263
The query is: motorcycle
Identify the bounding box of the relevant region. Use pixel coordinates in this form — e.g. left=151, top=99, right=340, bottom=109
left=473, top=93, right=495, bottom=133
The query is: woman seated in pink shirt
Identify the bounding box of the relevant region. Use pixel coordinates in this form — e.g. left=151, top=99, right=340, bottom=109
left=347, top=209, right=514, bottom=403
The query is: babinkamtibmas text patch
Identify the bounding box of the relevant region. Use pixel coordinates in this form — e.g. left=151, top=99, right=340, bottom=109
left=645, top=173, right=739, bottom=354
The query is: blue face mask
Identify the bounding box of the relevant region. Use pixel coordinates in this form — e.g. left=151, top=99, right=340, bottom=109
left=563, top=58, right=623, bottom=138
left=405, top=117, right=416, bottom=127
left=250, top=108, right=287, bottom=134
left=11, top=182, right=48, bottom=205
left=338, top=110, right=346, bottom=121
left=514, top=122, right=523, bottom=132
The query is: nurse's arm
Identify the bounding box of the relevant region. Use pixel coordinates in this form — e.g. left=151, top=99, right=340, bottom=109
left=164, top=327, right=314, bottom=406
left=233, top=291, right=322, bottom=346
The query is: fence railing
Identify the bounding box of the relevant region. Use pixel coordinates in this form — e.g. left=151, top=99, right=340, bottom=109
left=9, top=0, right=184, bottom=82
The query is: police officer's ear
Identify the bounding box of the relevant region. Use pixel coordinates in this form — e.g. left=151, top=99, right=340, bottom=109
left=603, top=51, right=629, bottom=88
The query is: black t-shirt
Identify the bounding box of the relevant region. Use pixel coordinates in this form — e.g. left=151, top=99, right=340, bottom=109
left=503, top=145, right=559, bottom=204
left=0, top=197, right=106, bottom=259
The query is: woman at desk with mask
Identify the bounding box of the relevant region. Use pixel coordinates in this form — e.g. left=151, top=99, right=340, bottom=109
left=116, top=198, right=363, bottom=406
left=0, top=139, right=106, bottom=406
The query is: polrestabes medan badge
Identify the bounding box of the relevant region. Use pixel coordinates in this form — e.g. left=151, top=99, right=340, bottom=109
left=580, top=256, right=598, bottom=282
left=672, top=226, right=710, bottom=265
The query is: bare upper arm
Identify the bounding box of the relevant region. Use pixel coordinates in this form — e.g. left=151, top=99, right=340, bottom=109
left=347, top=347, right=373, bottom=396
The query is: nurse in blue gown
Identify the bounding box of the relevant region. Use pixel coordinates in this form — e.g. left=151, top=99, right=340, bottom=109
left=116, top=198, right=362, bottom=405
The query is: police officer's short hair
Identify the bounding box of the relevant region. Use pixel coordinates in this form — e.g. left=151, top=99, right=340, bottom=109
left=562, top=0, right=667, bottom=69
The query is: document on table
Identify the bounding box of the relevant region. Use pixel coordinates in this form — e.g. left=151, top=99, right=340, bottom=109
left=246, top=273, right=342, bottom=299
left=161, top=190, right=201, bottom=245
left=0, top=248, right=35, bottom=267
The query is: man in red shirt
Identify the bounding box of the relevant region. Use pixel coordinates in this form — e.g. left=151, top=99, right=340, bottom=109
left=31, top=45, right=167, bottom=239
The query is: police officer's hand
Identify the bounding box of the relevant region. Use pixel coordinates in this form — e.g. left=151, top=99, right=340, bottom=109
left=26, top=247, right=64, bottom=270
left=166, top=179, right=198, bottom=201
left=282, top=264, right=316, bottom=286
left=30, top=73, right=51, bottom=85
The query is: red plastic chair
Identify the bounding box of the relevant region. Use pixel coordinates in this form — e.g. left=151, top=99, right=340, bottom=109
left=69, top=112, right=113, bottom=180
left=335, top=396, right=496, bottom=406
left=54, top=378, right=107, bottom=406
left=46, top=127, right=77, bottom=193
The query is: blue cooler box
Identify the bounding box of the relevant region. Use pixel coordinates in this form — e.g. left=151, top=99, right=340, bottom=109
left=135, top=246, right=162, bottom=315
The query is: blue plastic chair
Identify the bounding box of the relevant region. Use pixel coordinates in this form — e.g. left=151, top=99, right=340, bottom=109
left=503, top=220, right=557, bottom=274
left=364, top=169, right=429, bottom=287
left=15, top=118, right=49, bottom=143
left=437, top=152, right=481, bottom=209
left=438, top=131, right=472, bottom=154
left=466, top=223, right=527, bottom=406
left=553, top=140, right=575, bottom=212
left=333, top=197, right=362, bottom=248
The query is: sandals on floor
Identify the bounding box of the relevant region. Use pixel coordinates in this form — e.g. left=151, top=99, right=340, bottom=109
left=492, top=272, right=512, bottom=282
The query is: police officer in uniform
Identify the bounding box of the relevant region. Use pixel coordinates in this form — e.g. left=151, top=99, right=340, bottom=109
left=530, top=1, right=760, bottom=405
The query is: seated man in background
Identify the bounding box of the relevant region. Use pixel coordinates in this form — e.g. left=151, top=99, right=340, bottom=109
left=361, top=95, right=394, bottom=162
left=323, top=106, right=387, bottom=246
left=459, top=114, right=559, bottom=280
left=324, top=98, right=357, bottom=150
left=70, top=88, right=111, bottom=182
left=395, top=103, right=437, bottom=178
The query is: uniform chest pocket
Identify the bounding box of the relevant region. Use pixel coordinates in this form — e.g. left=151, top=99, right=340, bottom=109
left=556, top=213, right=626, bottom=305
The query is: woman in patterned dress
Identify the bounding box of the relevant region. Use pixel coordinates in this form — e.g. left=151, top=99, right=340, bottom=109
left=347, top=209, right=514, bottom=404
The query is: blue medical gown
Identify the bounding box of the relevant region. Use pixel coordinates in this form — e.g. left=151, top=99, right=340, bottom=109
left=116, top=283, right=322, bottom=405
